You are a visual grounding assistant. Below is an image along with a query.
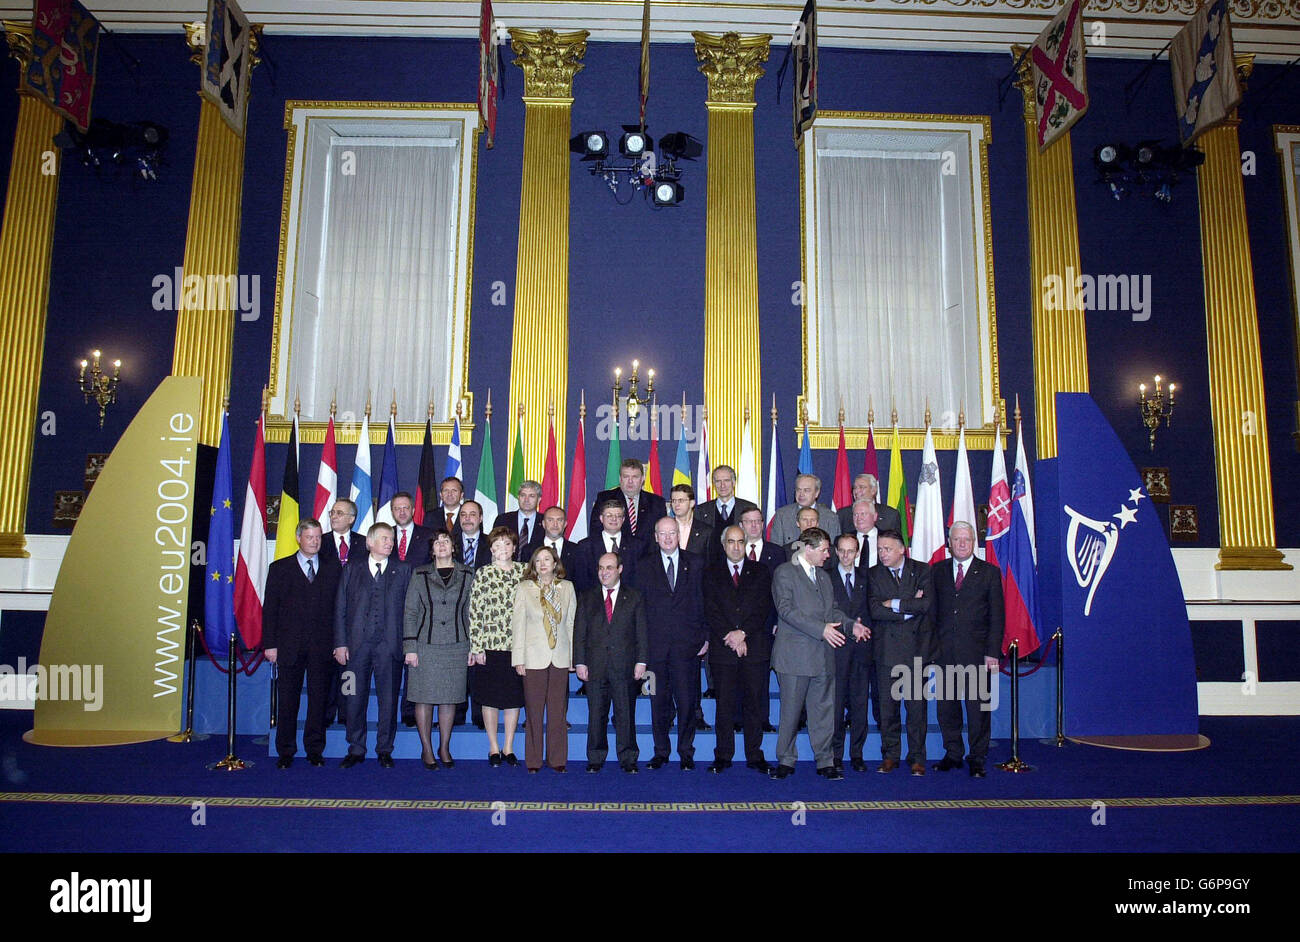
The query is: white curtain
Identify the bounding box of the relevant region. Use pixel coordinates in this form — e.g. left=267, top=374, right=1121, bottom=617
left=304, top=140, right=459, bottom=422
left=816, top=151, right=980, bottom=427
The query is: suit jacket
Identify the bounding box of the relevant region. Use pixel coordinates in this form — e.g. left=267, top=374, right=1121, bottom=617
left=434, top=503, right=465, bottom=536
left=703, top=557, right=773, bottom=663
left=768, top=501, right=841, bottom=547
left=932, top=555, right=1004, bottom=667
left=865, top=558, right=935, bottom=664
left=837, top=502, right=902, bottom=538
left=511, top=578, right=577, bottom=670
left=262, top=554, right=341, bottom=664
left=639, top=548, right=707, bottom=664
left=320, top=530, right=368, bottom=568
left=676, top=515, right=716, bottom=561
left=536, top=537, right=579, bottom=585
left=694, top=496, right=759, bottom=533
left=492, top=510, right=547, bottom=561
left=828, top=564, right=869, bottom=623
left=572, top=531, right=644, bottom=594
left=771, top=560, right=848, bottom=678
left=747, top=539, right=786, bottom=578
left=589, top=487, right=667, bottom=541
left=452, top=530, right=493, bottom=570
left=573, top=584, right=649, bottom=679
left=333, top=556, right=413, bottom=656
left=392, top=523, right=434, bottom=568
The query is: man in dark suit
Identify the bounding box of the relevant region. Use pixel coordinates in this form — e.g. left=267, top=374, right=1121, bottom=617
left=436, top=477, right=466, bottom=537
left=931, top=521, right=1004, bottom=778
left=866, top=529, right=934, bottom=776
left=739, top=507, right=785, bottom=578
left=836, top=473, right=901, bottom=536
left=390, top=491, right=433, bottom=567
left=493, top=480, right=546, bottom=562
left=263, top=518, right=341, bottom=768
left=451, top=500, right=492, bottom=569
left=319, top=498, right=367, bottom=725
left=838, top=500, right=881, bottom=571
left=333, top=522, right=412, bottom=768
left=539, top=505, right=579, bottom=578
left=828, top=533, right=875, bottom=772
left=589, top=458, right=667, bottom=540
left=668, top=483, right=715, bottom=559
left=641, top=516, right=709, bottom=769
left=574, top=552, right=649, bottom=773
left=769, top=473, right=840, bottom=546
left=704, top=525, right=773, bottom=773
left=693, top=464, right=759, bottom=533
left=573, top=498, right=642, bottom=594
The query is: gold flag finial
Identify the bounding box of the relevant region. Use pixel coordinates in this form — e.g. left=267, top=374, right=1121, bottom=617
left=390, top=390, right=398, bottom=418
left=868, top=397, right=874, bottom=428
left=770, top=394, right=778, bottom=425
left=364, top=390, right=372, bottom=420
left=329, top=391, right=337, bottom=418
left=261, top=385, right=269, bottom=416
left=579, top=388, right=587, bottom=421
left=485, top=388, right=493, bottom=420
left=925, top=399, right=931, bottom=428
left=1014, top=393, right=1022, bottom=425
left=294, top=389, right=301, bottom=416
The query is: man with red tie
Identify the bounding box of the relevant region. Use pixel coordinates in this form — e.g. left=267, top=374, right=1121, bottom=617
left=319, top=498, right=367, bottom=725
left=588, top=458, right=667, bottom=541
left=438, top=477, right=465, bottom=536
left=390, top=492, right=433, bottom=568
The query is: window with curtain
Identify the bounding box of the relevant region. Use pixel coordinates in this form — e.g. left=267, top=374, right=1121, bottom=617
left=802, top=116, right=998, bottom=433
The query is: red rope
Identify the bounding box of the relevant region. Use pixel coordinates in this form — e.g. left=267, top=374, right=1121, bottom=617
left=194, top=627, right=266, bottom=677
left=1000, top=635, right=1057, bottom=678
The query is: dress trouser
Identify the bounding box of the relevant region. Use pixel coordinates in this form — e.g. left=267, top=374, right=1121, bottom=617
left=831, top=639, right=875, bottom=762
left=649, top=652, right=700, bottom=760
left=775, top=670, right=834, bottom=769
left=935, top=660, right=993, bottom=762
left=585, top=669, right=640, bottom=768
left=522, top=664, right=569, bottom=770
left=275, top=649, right=333, bottom=757
left=344, top=642, right=403, bottom=757
left=874, top=624, right=927, bottom=765
left=711, top=653, right=770, bottom=763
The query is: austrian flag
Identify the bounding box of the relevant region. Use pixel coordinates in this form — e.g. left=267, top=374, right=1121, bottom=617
left=1030, top=0, right=1088, bottom=152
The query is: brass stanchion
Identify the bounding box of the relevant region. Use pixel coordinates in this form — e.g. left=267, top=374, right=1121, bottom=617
left=168, top=620, right=210, bottom=742
left=1054, top=628, right=1065, bottom=747
left=996, top=641, right=1034, bottom=773
left=209, top=633, right=250, bottom=771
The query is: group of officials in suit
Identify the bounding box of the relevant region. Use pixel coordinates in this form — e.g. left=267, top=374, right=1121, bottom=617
left=263, top=459, right=1004, bottom=779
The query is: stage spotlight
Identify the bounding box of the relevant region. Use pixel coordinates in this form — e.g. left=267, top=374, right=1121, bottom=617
left=569, top=130, right=608, bottom=160
left=619, top=128, right=651, bottom=158
left=652, top=181, right=683, bottom=206
left=1135, top=140, right=1160, bottom=166
left=1094, top=143, right=1125, bottom=174
left=660, top=131, right=703, bottom=160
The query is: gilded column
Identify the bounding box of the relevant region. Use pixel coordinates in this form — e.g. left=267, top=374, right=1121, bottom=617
left=0, top=22, right=61, bottom=558
left=1199, top=57, right=1288, bottom=570
left=694, top=32, right=769, bottom=491
left=1014, top=47, right=1089, bottom=461
left=170, top=24, right=261, bottom=446
left=506, top=28, right=587, bottom=491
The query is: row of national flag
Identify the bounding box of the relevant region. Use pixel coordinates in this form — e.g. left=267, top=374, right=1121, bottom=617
left=782, top=0, right=1242, bottom=150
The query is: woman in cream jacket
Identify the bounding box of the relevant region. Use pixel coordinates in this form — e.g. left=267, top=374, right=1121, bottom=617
left=511, top=545, right=577, bottom=773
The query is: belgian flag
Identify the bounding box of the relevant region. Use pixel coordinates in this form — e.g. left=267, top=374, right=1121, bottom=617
left=274, top=413, right=300, bottom=559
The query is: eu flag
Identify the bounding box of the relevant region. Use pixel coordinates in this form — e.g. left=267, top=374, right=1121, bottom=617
left=204, top=412, right=237, bottom=655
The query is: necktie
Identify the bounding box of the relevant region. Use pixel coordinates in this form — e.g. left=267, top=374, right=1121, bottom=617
left=627, top=496, right=638, bottom=535
left=446, top=511, right=455, bottom=532
left=845, top=572, right=853, bottom=594
left=748, top=544, right=757, bottom=562
left=955, top=561, right=965, bottom=591
left=605, top=588, right=614, bottom=623
left=307, top=558, right=315, bottom=582
left=892, top=567, right=902, bottom=584
left=666, top=557, right=676, bottom=591
left=398, top=528, right=407, bottom=561
left=721, top=501, right=731, bottom=521
left=338, top=535, right=348, bottom=563
left=519, top=518, right=530, bottom=559
left=610, top=535, right=620, bottom=554
left=373, top=561, right=382, bottom=581
left=467, top=537, right=476, bottom=561
left=732, top=565, right=741, bottom=587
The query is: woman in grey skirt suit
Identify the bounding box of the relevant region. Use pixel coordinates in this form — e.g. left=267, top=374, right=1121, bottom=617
left=404, top=530, right=474, bottom=769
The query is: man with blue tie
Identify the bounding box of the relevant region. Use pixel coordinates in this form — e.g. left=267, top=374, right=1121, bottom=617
left=828, top=532, right=873, bottom=771
left=693, top=464, right=759, bottom=533
left=453, top=500, right=491, bottom=569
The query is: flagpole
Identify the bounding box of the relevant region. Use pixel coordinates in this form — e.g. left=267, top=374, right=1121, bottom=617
left=996, top=641, right=1033, bottom=773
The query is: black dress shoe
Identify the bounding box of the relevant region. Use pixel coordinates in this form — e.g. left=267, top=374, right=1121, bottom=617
left=850, top=758, right=868, bottom=773
left=747, top=759, right=772, bottom=774
left=708, top=760, right=731, bottom=774
left=695, top=718, right=712, bottom=732
left=648, top=756, right=669, bottom=770
left=488, top=752, right=503, bottom=767
left=340, top=754, right=363, bottom=768
left=703, top=688, right=717, bottom=699
left=586, top=763, right=602, bottom=773
left=763, top=722, right=777, bottom=733
left=680, top=757, right=695, bottom=771
left=933, top=756, right=964, bottom=772
left=817, top=766, right=845, bottom=780
left=768, top=764, right=796, bottom=779
left=622, top=764, right=639, bottom=774
left=307, top=754, right=325, bottom=767
left=402, top=716, right=416, bottom=728
left=576, top=683, right=587, bottom=696
left=733, top=722, right=744, bottom=733
left=969, top=761, right=987, bottom=778
left=832, top=758, right=843, bottom=770
left=276, top=756, right=293, bottom=769
left=378, top=753, right=394, bottom=768
left=503, top=753, right=518, bottom=766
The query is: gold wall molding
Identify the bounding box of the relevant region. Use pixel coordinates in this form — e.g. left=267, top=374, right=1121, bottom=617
left=695, top=32, right=769, bottom=488
left=0, top=23, right=61, bottom=558
left=1014, top=45, right=1088, bottom=461
left=505, top=27, right=588, bottom=490
left=1200, top=57, right=1289, bottom=570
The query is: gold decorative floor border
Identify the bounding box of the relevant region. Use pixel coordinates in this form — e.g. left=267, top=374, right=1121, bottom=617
left=1, top=792, right=1297, bottom=813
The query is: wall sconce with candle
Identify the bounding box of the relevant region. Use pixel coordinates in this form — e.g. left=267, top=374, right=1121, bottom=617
left=613, top=359, right=655, bottom=420
left=78, top=350, right=121, bottom=428
left=1139, top=375, right=1175, bottom=450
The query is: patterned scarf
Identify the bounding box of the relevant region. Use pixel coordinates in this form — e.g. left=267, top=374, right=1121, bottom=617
left=541, top=581, right=561, bottom=650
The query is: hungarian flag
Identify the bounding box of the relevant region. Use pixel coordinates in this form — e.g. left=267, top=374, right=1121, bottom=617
left=646, top=401, right=663, bottom=496
left=273, top=412, right=300, bottom=560
left=910, top=423, right=944, bottom=565
left=1171, top=0, right=1240, bottom=145
left=205, top=411, right=237, bottom=656
left=350, top=410, right=374, bottom=533
left=478, top=0, right=501, bottom=148
left=765, top=404, right=787, bottom=538
left=540, top=414, right=560, bottom=512
left=1002, top=412, right=1042, bottom=656
left=414, top=415, right=436, bottom=525
left=565, top=405, right=589, bottom=542
left=695, top=413, right=712, bottom=501
left=831, top=421, right=851, bottom=511
left=1030, top=0, right=1088, bottom=152
left=737, top=410, right=760, bottom=506
left=948, top=423, right=980, bottom=559
left=505, top=414, right=524, bottom=512
left=234, top=410, right=267, bottom=649
left=313, top=414, right=337, bottom=520
left=886, top=424, right=911, bottom=545
left=375, top=413, right=399, bottom=526
left=24, top=0, right=100, bottom=132
left=639, top=0, right=651, bottom=133
left=474, top=406, right=500, bottom=529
